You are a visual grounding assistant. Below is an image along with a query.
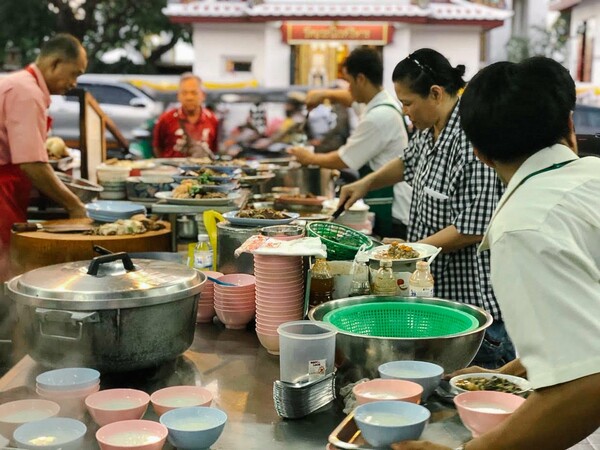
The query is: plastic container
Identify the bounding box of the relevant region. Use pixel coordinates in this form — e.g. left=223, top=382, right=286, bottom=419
left=277, top=320, right=337, bottom=383
left=409, top=261, right=434, bottom=297
left=309, top=257, right=334, bottom=307
left=349, top=249, right=370, bottom=297
left=373, top=260, right=396, bottom=296
left=193, top=234, right=213, bottom=271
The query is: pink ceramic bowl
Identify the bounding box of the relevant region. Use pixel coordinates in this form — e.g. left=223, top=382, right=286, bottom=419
left=213, top=291, right=255, bottom=301
left=150, top=386, right=213, bottom=417
left=454, top=390, right=526, bottom=437
left=255, top=294, right=305, bottom=304
left=215, top=274, right=256, bottom=288
left=256, top=304, right=304, bottom=314
left=255, top=279, right=304, bottom=288
left=256, top=330, right=280, bottom=355
left=215, top=308, right=255, bottom=329
left=213, top=302, right=255, bottom=311
left=37, top=383, right=100, bottom=419
left=254, top=269, right=303, bottom=279
left=256, top=311, right=303, bottom=322
left=36, top=381, right=100, bottom=398
left=0, top=399, right=60, bottom=440
left=85, top=388, right=150, bottom=427
left=96, top=419, right=168, bottom=450
left=353, top=379, right=423, bottom=405
left=196, top=304, right=216, bottom=323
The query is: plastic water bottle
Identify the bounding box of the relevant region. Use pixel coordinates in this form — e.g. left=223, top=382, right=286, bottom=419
left=373, top=260, right=396, bottom=296
left=409, top=261, right=434, bottom=297
left=349, top=250, right=370, bottom=297
left=193, top=234, right=213, bottom=271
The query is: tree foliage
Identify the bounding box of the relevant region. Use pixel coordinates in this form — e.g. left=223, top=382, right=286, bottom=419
left=506, top=13, right=570, bottom=63
left=0, top=0, right=191, bottom=73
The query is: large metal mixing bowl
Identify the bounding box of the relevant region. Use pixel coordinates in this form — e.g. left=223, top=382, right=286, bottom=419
left=308, top=296, right=493, bottom=384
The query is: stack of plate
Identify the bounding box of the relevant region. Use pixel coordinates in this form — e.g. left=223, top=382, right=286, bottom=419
left=273, top=372, right=336, bottom=419
left=85, top=201, right=146, bottom=223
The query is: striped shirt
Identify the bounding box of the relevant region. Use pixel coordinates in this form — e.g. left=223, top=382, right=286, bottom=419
left=403, top=100, right=504, bottom=320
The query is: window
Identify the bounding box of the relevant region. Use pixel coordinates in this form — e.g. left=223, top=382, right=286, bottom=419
left=80, top=84, right=136, bottom=106
left=224, top=57, right=253, bottom=75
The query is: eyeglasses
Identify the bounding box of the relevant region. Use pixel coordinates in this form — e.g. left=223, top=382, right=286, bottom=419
left=407, top=54, right=436, bottom=79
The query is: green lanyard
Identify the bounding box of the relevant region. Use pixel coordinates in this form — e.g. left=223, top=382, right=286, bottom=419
left=516, top=160, right=577, bottom=189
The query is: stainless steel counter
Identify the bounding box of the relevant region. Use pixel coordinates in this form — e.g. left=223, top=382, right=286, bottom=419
left=1, top=323, right=598, bottom=450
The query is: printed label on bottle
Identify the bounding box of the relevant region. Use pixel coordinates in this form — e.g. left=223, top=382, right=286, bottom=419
left=194, top=251, right=213, bottom=269
left=409, top=286, right=434, bottom=297
left=308, top=359, right=327, bottom=377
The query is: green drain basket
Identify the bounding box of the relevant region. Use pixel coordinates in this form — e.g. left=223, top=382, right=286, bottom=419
left=306, top=221, right=373, bottom=261
left=322, top=301, right=479, bottom=338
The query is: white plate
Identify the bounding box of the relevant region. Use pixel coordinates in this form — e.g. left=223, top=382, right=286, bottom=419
left=222, top=210, right=300, bottom=227
left=369, top=242, right=439, bottom=262
left=449, top=372, right=532, bottom=395
left=155, top=191, right=241, bottom=206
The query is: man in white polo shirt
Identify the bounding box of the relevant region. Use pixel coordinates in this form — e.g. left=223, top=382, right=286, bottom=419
left=393, top=57, right=600, bottom=450
left=289, top=47, right=411, bottom=239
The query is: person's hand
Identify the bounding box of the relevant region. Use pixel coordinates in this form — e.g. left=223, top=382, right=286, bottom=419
left=67, top=203, right=87, bottom=219
left=338, top=179, right=370, bottom=211
left=444, top=365, right=496, bottom=380
left=305, top=90, right=327, bottom=110
left=287, top=146, right=314, bottom=166
left=391, top=441, right=452, bottom=450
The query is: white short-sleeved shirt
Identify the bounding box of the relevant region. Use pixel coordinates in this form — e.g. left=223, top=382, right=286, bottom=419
left=339, top=90, right=411, bottom=224
left=481, top=144, right=600, bottom=389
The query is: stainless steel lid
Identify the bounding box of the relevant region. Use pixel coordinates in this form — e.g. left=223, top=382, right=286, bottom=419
left=6, top=253, right=205, bottom=310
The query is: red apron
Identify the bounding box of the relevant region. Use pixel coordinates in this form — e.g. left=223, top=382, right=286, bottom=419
left=0, top=65, right=49, bottom=245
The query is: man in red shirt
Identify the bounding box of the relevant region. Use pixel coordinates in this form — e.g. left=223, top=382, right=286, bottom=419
left=0, top=33, right=87, bottom=279
left=152, top=73, right=219, bottom=158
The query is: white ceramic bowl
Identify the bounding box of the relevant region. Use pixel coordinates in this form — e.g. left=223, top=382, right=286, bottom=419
left=449, top=372, right=532, bottom=395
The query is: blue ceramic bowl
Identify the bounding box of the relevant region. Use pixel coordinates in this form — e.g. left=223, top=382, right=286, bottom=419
left=354, top=401, right=430, bottom=448
left=36, top=367, right=100, bottom=392
left=13, top=418, right=86, bottom=450
left=378, top=361, right=444, bottom=401
left=159, top=406, right=227, bottom=450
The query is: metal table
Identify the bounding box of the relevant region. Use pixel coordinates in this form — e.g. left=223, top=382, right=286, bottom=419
left=0, top=324, right=598, bottom=450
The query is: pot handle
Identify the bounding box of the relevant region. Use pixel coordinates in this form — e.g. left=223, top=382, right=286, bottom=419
left=87, top=252, right=135, bottom=276
left=36, top=308, right=99, bottom=342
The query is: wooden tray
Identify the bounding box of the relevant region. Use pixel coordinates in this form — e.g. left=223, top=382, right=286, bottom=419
left=327, top=411, right=372, bottom=449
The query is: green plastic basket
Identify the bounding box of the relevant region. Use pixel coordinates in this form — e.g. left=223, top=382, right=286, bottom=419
left=322, top=301, right=479, bottom=338
left=306, top=221, right=373, bottom=261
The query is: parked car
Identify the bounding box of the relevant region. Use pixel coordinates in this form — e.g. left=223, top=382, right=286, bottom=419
left=574, top=103, right=600, bottom=157
left=48, top=75, right=163, bottom=143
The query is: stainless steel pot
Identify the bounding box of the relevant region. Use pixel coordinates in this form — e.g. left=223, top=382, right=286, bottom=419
left=308, top=296, right=492, bottom=384
left=265, top=163, right=336, bottom=198
left=5, top=253, right=205, bottom=372
left=216, top=222, right=261, bottom=275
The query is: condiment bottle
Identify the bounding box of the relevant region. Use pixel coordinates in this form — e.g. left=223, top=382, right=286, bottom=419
left=309, top=257, right=334, bottom=307
left=373, top=259, right=397, bottom=296
left=409, top=261, right=435, bottom=297
left=349, top=251, right=370, bottom=297
left=193, top=234, right=213, bottom=271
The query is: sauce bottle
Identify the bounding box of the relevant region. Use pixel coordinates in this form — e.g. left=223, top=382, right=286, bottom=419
left=309, top=257, right=334, bottom=307
left=409, top=261, right=434, bottom=297
left=373, top=259, right=397, bottom=296
left=193, top=234, right=213, bottom=271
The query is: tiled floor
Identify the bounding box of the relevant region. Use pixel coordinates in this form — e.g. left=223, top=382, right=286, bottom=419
left=571, top=429, right=600, bottom=450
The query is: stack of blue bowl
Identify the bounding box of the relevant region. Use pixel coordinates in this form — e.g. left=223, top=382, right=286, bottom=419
left=85, top=200, right=146, bottom=223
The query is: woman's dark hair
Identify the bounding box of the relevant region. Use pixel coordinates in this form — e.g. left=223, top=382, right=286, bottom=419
left=460, top=56, right=576, bottom=163
left=392, top=48, right=466, bottom=97
left=343, top=46, right=383, bottom=87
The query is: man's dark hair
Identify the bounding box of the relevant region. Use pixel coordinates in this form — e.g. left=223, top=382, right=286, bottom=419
left=392, top=48, right=466, bottom=97
left=39, top=33, right=82, bottom=61
left=460, top=56, right=576, bottom=163
left=343, top=47, right=383, bottom=86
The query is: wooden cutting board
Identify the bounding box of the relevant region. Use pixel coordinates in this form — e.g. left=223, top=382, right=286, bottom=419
left=9, top=218, right=171, bottom=275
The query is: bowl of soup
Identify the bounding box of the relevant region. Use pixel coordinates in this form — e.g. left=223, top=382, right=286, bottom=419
left=150, top=386, right=213, bottom=416
left=13, top=417, right=86, bottom=450
left=378, top=360, right=444, bottom=401
left=96, top=419, right=168, bottom=450
left=353, top=400, right=430, bottom=447
left=159, top=406, right=227, bottom=450
left=352, top=378, right=423, bottom=405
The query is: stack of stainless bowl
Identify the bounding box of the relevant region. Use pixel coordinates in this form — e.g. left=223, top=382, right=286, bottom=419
left=273, top=372, right=336, bottom=419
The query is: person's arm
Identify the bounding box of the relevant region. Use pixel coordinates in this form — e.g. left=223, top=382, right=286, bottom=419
left=419, top=225, right=482, bottom=253
left=446, top=358, right=527, bottom=379
left=20, top=162, right=86, bottom=217
left=152, top=116, right=164, bottom=157
left=287, top=147, right=347, bottom=169
left=306, top=89, right=353, bottom=109
left=338, top=158, right=405, bottom=210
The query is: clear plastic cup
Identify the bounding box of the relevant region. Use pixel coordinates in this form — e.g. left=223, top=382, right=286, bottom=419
left=277, top=320, right=336, bottom=383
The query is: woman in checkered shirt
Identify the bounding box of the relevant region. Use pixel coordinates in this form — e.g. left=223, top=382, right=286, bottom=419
left=339, top=48, right=513, bottom=369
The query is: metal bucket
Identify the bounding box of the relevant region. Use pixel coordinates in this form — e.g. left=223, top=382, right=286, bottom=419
left=216, top=222, right=261, bottom=275
left=265, top=165, right=336, bottom=198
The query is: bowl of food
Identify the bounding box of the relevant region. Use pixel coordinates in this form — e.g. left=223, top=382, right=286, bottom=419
left=159, top=406, right=227, bottom=450
left=352, top=378, right=423, bottom=405
left=353, top=400, right=430, bottom=447
left=85, top=388, right=150, bottom=426
left=125, top=176, right=174, bottom=201
left=13, top=417, right=86, bottom=450
left=454, top=390, right=526, bottom=437
left=378, top=360, right=444, bottom=401
left=150, top=386, right=213, bottom=416
left=0, top=399, right=60, bottom=441
left=96, top=419, right=168, bottom=450
left=449, top=372, right=532, bottom=395
left=55, top=172, right=103, bottom=203
left=309, top=296, right=493, bottom=383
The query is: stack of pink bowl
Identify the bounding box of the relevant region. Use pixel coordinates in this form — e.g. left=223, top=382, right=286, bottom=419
left=196, top=270, right=223, bottom=323
left=213, top=274, right=256, bottom=329
left=254, top=255, right=305, bottom=355
left=35, top=368, right=100, bottom=419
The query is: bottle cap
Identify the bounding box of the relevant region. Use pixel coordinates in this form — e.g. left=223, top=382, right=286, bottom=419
left=416, top=261, right=428, bottom=269
left=197, top=234, right=209, bottom=241
left=380, top=259, right=393, bottom=268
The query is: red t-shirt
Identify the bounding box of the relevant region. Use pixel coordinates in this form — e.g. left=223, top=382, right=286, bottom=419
left=153, top=107, right=218, bottom=158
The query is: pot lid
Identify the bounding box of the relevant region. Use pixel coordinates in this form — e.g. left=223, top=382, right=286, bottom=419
left=6, top=254, right=205, bottom=310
